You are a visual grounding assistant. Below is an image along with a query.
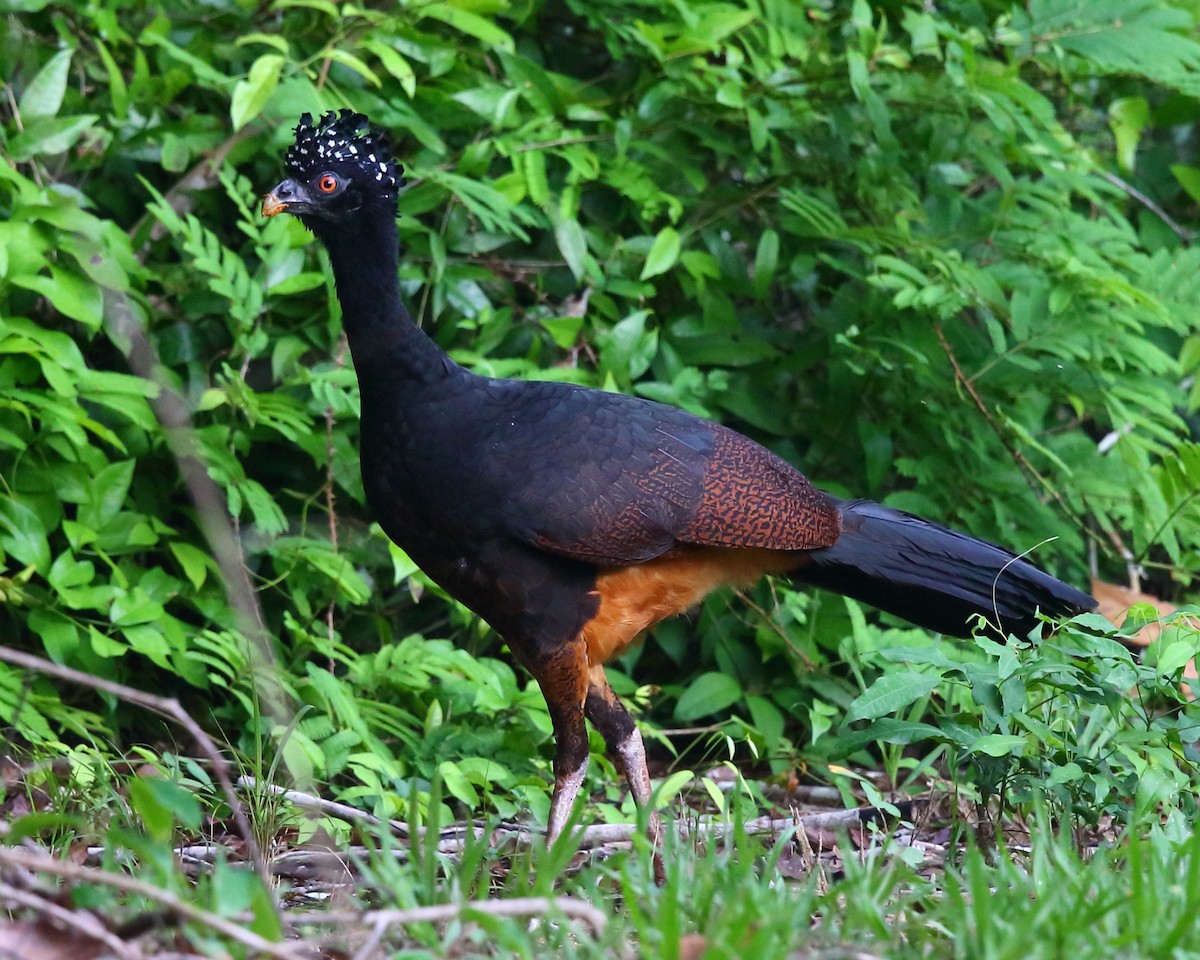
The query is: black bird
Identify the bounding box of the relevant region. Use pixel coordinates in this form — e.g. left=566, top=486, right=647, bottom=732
left=262, top=110, right=1096, bottom=869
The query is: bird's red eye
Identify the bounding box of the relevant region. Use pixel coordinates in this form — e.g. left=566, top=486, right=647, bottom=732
left=318, top=174, right=338, bottom=193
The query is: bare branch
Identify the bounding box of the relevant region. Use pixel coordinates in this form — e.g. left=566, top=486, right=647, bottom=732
left=0, top=644, right=267, bottom=885
left=294, top=896, right=608, bottom=938
left=0, top=879, right=141, bottom=960
left=1099, top=170, right=1194, bottom=244
left=0, top=847, right=304, bottom=960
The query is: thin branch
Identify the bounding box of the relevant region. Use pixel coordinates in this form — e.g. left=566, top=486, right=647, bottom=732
left=0, top=879, right=141, bottom=960
left=1099, top=170, right=1194, bottom=244
left=293, top=896, right=608, bottom=938
left=322, top=337, right=348, bottom=651
left=0, top=846, right=304, bottom=960
left=509, top=134, right=610, bottom=154
left=238, top=776, right=413, bottom=838
left=932, top=321, right=1097, bottom=551
left=0, top=644, right=267, bottom=886
left=132, top=128, right=255, bottom=249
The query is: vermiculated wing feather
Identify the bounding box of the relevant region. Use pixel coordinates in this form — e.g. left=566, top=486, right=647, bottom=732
left=480, top=381, right=841, bottom=566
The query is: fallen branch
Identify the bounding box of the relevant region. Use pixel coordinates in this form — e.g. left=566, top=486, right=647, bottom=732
left=0, top=846, right=301, bottom=960
left=241, top=775, right=920, bottom=851
left=292, top=896, right=608, bottom=938
left=0, top=644, right=266, bottom=885
left=238, top=776, right=414, bottom=838
left=0, top=879, right=141, bottom=960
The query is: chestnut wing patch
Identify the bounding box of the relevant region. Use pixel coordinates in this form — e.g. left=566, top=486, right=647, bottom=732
left=494, top=386, right=840, bottom=566
left=677, top=424, right=840, bottom=551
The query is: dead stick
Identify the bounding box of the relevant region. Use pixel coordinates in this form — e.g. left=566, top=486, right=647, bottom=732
left=0, top=879, right=141, bottom=960
left=0, top=644, right=267, bottom=885
left=293, top=896, right=608, bottom=937
left=0, top=846, right=302, bottom=960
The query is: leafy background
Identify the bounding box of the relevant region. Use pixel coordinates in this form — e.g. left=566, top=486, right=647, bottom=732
left=2, top=0, right=1199, bottom=835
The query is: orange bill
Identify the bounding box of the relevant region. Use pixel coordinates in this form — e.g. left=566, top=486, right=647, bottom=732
left=261, top=193, right=288, bottom=217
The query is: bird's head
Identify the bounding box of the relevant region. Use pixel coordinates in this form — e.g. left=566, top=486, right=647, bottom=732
left=261, top=110, right=404, bottom=228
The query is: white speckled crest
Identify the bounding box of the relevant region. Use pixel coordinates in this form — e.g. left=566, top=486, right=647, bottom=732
left=286, top=110, right=404, bottom=199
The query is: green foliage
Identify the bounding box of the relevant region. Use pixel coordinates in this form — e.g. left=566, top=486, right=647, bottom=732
left=831, top=610, right=1200, bottom=825
left=1, top=0, right=1199, bottom=842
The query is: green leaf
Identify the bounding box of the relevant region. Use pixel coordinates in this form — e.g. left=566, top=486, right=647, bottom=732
left=230, top=54, right=284, bottom=130
left=19, top=48, right=73, bottom=120
left=1171, top=165, right=1200, bottom=206
left=8, top=115, right=97, bottom=161
left=438, top=759, right=480, bottom=806
left=210, top=863, right=283, bottom=939
left=598, top=310, right=657, bottom=382
left=129, top=777, right=202, bottom=841
left=846, top=671, right=941, bottom=723
left=79, top=459, right=135, bottom=530
left=552, top=210, right=588, bottom=282
left=752, top=228, right=779, bottom=300
left=541, top=315, right=583, bottom=350
left=169, top=541, right=211, bottom=591
left=322, top=49, right=381, bottom=87
left=11, top=267, right=103, bottom=328
left=1109, top=97, right=1149, bottom=173
left=1155, top=635, right=1198, bottom=678
left=651, top=769, right=695, bottom=810
left=0, top=498, right=50, bottom=570
left=640, top=227, right=681, bottom=281
left=421, top=4, right=515, bottom=53
left=364, top=39, right=416, bottom=98
left=969, top=734, right=1027, bottom=758
left=675, top=671, right=742, bottom=722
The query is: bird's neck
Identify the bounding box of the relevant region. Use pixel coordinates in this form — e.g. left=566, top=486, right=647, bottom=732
left=317, top=212, right=454, bottom=386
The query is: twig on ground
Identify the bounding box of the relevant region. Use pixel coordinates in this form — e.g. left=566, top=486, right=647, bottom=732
left=0, top=644, right=267, bottom=886
left=0, top=846, right=304, bottom=960
left=293, top=896, right=609, bottom=939
left=238, top=776, right=413, bottom=837
left=0, top=879, right=142, bottom=960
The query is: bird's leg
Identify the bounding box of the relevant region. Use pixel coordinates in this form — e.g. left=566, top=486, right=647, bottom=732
left=526, top=639, right=591, bottom=848
left=585, top=668, right=666, bottom=884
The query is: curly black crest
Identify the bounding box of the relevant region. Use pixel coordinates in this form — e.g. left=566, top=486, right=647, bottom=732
left=286, top=110, right=404, bottom=199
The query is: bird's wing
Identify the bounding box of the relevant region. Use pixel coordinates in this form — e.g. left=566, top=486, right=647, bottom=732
left=482, top=383, right=840, bottom=566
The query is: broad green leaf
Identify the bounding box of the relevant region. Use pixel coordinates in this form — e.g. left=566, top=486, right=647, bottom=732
left=80, top=459, right=135, bottom=530
left=1171, top=164, right=1200, bottom=206
left=322, top=49, right=381, bottom=87
left=846, top=672, right=940, bottom=723
left=1155, top=635, right=1198, bottom=677
left=364, top=40, right=416, bottom=98
left=27, top=610, right=79, bottom=663
left=970, top=734, right=1027, bottom=758
left=1110, top=97, right=1149, bottom=172
left=675, top=671, right=742, bottom=722
left=211, top=863, right=283, bottom=939
left=12, top=268, right=103, bottom=328
left=651, top=769, right=695, bottom=810
left=8, top=115, right=97, bottom=160
left=421, top=4, right=515, bottom=53
left=599, top=310, right=657, bottom=382
left=438, top=760, right=480, bottom=806
left=752, top=228, right=779, bottom=300
left=0, top=498, right=50, bottom=570
left=230, top=54, right=284, bottom=130
left=553, top=211, right=588, bottom=281
left=169, top=541, right=211, bottom=590
left=129, top=777, right=202, bottom=841
left=542, top=315, right=583, bottom=350
left=19, top=48, right=73, bottom=120
left=640, top=227, right=681, bottom=280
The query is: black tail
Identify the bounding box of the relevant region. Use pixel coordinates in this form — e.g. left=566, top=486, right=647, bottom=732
left=792, top=499, right=1096, bottom=639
